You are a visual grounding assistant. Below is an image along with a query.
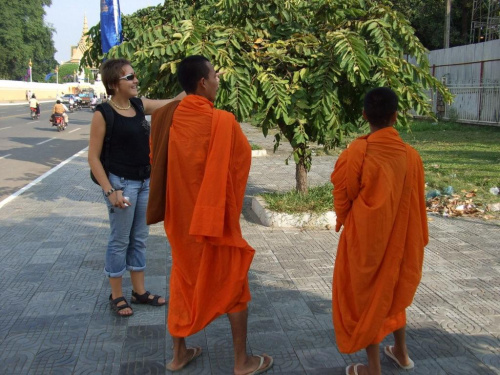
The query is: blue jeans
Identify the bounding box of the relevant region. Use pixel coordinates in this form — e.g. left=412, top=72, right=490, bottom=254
left=103, top=173, right=150, bottom=277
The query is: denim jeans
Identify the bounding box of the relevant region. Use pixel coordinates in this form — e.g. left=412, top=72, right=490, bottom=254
left=103, top=173, right=150, bottom=277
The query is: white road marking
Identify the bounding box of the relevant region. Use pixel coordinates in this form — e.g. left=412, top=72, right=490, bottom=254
left=0, top=147, right=88, bottom=210
left=0, top=127, right=12, bottom=131
left=36, top=137, right=56, bottom=145
left=0, top=154, right=12, bottom=159
left=68, top=128, right=81, bottom=133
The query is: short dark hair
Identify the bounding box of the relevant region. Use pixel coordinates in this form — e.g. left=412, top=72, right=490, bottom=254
left=363, top=87, right=398, bottom=128
left=100, top=58, right=131, bottom=96
left=177, top=55, right=210, bottom=93
left=56, top=100, right=61, bottom=104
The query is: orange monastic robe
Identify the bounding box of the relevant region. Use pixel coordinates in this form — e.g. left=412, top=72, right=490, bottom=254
left=164, top=95, right=255, bottom=337
left=331, top=127, right=428, bottom=354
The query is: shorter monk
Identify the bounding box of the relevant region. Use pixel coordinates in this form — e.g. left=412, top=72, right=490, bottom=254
left=331, top=87, right=428, bottom=375
left=149, top=55, right=273, bottom=374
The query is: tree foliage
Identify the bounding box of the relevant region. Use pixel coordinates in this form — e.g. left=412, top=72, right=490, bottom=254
left=0, top=0, right=58, bottom=81
left=83, top=0, right=452, bottom=192
left=393, top=0, right=473, bottom=50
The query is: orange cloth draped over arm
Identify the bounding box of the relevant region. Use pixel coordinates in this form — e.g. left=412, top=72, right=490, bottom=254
left=161, top=95, right=255, bottom=338
left=331, top=127, right=428, bottom=353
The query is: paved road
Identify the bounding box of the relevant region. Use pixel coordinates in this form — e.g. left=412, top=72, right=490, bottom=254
left=0, top=122, right=498, bottom=374
left=0, top=102, right=92, bottom=202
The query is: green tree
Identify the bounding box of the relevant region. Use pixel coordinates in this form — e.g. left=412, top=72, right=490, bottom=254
left=393, top=0, right=473, bottom=50
left=83, top=0, right=452, bottom=193
left=0, top=0, right=57, bottom=81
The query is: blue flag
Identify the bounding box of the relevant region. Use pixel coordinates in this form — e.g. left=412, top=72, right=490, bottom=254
left=45, top=72, right=56, bottom=81
left=100, top=0, right=123, bottom=54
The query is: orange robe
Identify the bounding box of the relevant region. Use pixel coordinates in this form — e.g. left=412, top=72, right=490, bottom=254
left=331, top=127, right=428, bottom=353
left=162, top=95, right=255, bottom=337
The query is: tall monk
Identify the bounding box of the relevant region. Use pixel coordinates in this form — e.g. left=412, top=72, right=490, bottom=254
left=331, top=87, right=428, bottom=375
left=149, top=55, right=273, bottom=374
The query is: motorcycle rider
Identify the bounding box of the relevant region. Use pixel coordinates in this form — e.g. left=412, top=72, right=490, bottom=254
left=50, top=100, right=69, bottom=126
left=90, top=95, right=98, bottom=111
left=29, top=94, right=40, bottom=117
left=68, top=95, right=75, bottom=111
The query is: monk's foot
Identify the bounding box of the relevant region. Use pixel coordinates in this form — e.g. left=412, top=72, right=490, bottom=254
left=234, top=354, right=273, bottom=375
left=346, top=363, right=382, bottom=375
left=166, top=347, right=202, bottom=372
left=384, top=345, right=414, bottom=370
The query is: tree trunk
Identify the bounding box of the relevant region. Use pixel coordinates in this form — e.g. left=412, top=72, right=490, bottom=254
left=296, top=160, right=308, bottom=195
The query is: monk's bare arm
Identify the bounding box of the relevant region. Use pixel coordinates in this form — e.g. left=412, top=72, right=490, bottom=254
left=331, top=151, right=352, bottom=231
left=141, top=91, right=186, bottom=115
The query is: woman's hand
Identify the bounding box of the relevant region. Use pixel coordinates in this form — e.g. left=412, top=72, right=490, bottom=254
left=109, top=190, right=132, bottom=209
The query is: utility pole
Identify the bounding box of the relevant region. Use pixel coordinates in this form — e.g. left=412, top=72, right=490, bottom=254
left=444, top=0, right=452, bottom=48
left=29, top=59, right=33, bottom=83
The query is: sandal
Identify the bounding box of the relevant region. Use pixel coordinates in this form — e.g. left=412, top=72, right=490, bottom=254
left=109, top=294, right=133, bottom=316
left=131, top=290, right=166, bottom=306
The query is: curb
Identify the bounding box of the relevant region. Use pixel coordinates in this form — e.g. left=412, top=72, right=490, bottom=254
left=251, top=149, right=267, bottom=157
left=251, top=196, right=336, bottom=229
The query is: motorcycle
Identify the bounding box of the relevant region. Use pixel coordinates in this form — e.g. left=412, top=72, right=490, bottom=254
left=51, top=114, right=66, bottom=132
left=30, top=107, right=40, bottom=120
left=68, top=103, right=75, bottom=113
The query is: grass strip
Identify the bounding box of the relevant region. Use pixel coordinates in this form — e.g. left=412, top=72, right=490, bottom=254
left=261, top=120, right=500, bottom=218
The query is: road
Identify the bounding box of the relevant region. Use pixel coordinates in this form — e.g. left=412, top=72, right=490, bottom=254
left=0, top=102, right=92, bottom=203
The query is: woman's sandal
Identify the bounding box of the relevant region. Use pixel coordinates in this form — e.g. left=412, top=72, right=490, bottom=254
left=131, top=290, right=166, bottom=306
left=109, top=294, right=133, bottom=316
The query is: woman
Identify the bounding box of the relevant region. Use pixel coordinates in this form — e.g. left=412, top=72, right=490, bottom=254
left=88, top=58, right=184, bottom=316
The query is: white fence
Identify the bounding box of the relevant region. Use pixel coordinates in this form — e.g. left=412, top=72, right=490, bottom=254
left=434, top=85, right=500, bottom=125
left=411, top=40, right=500, bottom=126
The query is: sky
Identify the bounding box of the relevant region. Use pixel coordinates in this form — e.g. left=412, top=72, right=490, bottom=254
left=44, top=0, right=163, bottom=63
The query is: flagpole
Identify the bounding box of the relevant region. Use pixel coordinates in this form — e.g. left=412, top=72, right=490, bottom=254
left=29, top=59, right=32, bottom=83
left=55, top=65, right=59, bottom=97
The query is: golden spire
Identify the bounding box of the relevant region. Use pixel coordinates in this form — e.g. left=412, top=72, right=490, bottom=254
left=83, top=13, right=88, bottom=35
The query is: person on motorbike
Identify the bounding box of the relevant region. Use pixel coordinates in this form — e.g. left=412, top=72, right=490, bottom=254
left=29, top=94, right=40, bottom=117
left=51, top=100, right=69, bottom=126
left=90, top=95, right=98, bottom=111
left=68, top=96, right=75, bottom=111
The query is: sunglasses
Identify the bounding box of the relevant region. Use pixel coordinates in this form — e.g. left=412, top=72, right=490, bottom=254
left=119, top=73, right=137, bottom=81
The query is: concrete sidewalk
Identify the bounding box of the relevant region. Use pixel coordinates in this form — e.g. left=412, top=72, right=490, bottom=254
left=0, top=123, right=498, bottom=374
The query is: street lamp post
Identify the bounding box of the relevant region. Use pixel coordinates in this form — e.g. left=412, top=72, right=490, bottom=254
left=29, top=59, right=32, bottom=83
left=55, top=65, right=59, bottom=98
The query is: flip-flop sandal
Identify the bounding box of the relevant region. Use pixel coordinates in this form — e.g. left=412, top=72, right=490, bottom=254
left=109, top=295, right=133, bottom=317
left=166, top=346, right=202, bottom=372
left=244, top=354, right=274, bottom=375
left=345, top=363, right=363, bottom=375
left=131, top=290, right=166, bottom=306
left=384, top=345, right=415, bottom=370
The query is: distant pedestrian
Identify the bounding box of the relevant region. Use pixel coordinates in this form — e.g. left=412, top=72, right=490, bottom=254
left=27, top=90, right=32, bottom=102
left=331, top=87, right=429, bottom=375
left=87, top=58, right=184, bottom=317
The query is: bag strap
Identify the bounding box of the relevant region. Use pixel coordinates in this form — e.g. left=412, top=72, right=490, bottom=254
left=96, top=102, right=114, bottom=172
left=130, top=97, right=145, bottom=116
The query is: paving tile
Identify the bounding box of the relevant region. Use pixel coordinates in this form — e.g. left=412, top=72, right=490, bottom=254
left=0, top=122, right=498, bottom=374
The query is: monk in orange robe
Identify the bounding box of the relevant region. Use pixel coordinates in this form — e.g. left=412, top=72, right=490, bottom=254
left=149, top=55, right=273, bottom=375
left=331, top=88, right=428, bottom=375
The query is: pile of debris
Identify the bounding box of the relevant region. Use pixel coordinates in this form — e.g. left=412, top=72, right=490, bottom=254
left=426, top=186, right=500, bottom=220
